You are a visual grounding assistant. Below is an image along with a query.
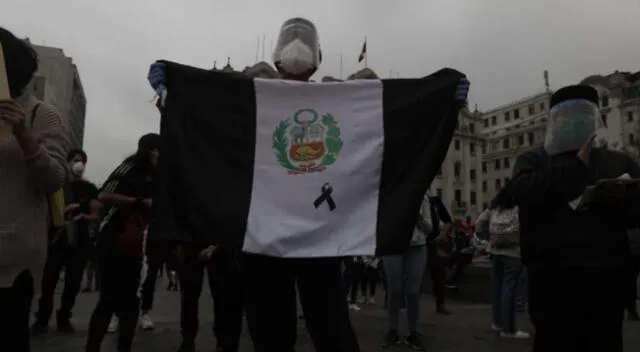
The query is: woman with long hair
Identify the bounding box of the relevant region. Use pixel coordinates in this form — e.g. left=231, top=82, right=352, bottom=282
left=85, top=133, right=159, bottom=352
left=477, top=184, right=530, bottom=339
left=0, top=27, right=69, bottom=351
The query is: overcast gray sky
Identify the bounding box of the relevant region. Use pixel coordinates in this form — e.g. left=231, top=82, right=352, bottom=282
left=4, top=0, right=640, bottom=183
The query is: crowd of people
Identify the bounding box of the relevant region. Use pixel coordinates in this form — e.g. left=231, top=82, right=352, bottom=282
left=1, top=16, right=640, bottom=352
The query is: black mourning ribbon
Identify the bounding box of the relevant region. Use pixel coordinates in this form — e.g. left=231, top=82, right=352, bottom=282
left=313, top=183, right=336, bottom=211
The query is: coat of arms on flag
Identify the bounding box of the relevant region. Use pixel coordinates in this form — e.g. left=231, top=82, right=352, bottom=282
left=273, top=108, right=343, bottom=174
left=153, top=61, right=466, bottom=258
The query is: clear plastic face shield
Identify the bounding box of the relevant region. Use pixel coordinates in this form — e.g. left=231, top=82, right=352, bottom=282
left=272, top=18, right=321, bottom=76
left=544, top=99, right=606, bottom=155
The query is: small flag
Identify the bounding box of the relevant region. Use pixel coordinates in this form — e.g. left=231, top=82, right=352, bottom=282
left=154, top=61, right=465, bottom=257
left=358, top=39, right=367, bottom=63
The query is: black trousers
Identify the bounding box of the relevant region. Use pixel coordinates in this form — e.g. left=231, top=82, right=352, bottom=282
left=361, top=265, right=379, bottom=297
left=626, top=255, right=640, bottom=316
left=35, top=245, right=88, bottom=324
left=529, top=267, right=625, bottom=352
left=427, top=245, right=447, bottom=308
left=86, top=254, right=141, bottom=352
left=0, top=270, right=34, bottom=352
left=140, top=252, right=162, bottom=312
left=244, top=254, right=360, bottom=352
left=178, top=246, right=244, bottom=352
left=349, top=262, right=365, bottom=303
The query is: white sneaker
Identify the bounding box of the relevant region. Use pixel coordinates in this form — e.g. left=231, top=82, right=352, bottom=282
left=107, top=316, right=119, bottom=333
left=500, top=330, right=531, bottom=339
left=491, top=323, right=501, bottom=332
left=139, top=313, right=155, bottom=330
left=348, top=303, right=361, bottom=311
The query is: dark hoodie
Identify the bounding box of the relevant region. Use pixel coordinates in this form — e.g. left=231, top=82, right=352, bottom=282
left=512, top=85, right=640, bottom=270
left=512, top=147, right=640, bottom=270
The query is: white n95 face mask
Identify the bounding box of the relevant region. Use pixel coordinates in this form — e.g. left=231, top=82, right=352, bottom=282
left=71, top=162, right=85, bottom=176
left=278, top=39, right=314, bottom=75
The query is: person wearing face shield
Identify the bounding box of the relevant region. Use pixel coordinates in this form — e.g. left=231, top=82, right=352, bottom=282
left=241, top=18, right=362, bottom=352
left=510, top=85, right=640, bottom=352
left=86, top=133, right=159, bottom=352
left=147, top=18, right=359, bottom=352
left=32, top=149, right=101, bottom=335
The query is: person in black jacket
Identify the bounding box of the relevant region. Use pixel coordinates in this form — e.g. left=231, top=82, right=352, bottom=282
left=86, top=134, right=159, bottom=352
left=33, top=149, right=101, bottom=334
left=511, top=85, right=640, bottom=352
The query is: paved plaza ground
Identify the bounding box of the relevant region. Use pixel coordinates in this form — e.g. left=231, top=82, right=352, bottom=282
left=31, top=278, right=640, bottom=352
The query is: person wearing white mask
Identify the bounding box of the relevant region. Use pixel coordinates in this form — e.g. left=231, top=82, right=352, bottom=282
left=243, top=18, right=361, bottom=352
left=32, top=149, right=101, bottom=334
left=147, top=17, right=359, bottom=352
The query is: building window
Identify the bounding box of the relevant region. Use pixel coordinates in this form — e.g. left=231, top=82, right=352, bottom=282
left=470, top=169, right=476, bottom=180
left=517, top=134, right=524, bottom=146
left=492, top=141, right=500, bottom=151
left=628, top=111, right=634, bottom=122
left=482, top=181, right=487, bottom=192
left=454, top=139, right=460, bottom=150
left=481, top=143, right=486, bottom=154
left=482, top=161, right=487, bottom=173
left=527, top=132, right=534, bottom=144
left=494, top=159, right=501, bottom=170
left=495, top=179, right=502, bottom=189
left=503, top=157, right=510, bottom=168
left=437, top=188, right=443, bottom=198
left=491, top=116, right=497, bottom=125
left=601, top=95, right=609, bottom=107
left=601, top=113, right=608, bottom=127
left=470, top=191, right=477, bottom=205
left=540, top=102, right=545, bottom=111
left=503, top=138, right=510, bottom=149
left=469, top=142, right=475, bottom=154
left=484, top=119, right=489, bottom=128
left=454, top=162, right=461, bottom=177
left=504, top=111, right=510, bottom=122
left=469, top=123, right=475, bottom=134
left=514, top=109, right=520, bottom=119
left=630, top=134, right=636, bottom=145
left=528, top=104, right=535, bottom=115
left=454, top=189, right=462, bottom=203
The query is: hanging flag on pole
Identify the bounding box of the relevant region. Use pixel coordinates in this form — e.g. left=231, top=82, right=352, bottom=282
left=358, top=38, right=367, bottom=64
left=153, top=61, right=465, bottom=257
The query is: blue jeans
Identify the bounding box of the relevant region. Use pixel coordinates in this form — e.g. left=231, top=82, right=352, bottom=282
left=490, top=254, right=524, bottom=333
left=383, top=245, right=426, bottom=333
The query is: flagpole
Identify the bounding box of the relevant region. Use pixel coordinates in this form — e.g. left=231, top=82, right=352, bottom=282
left=255, top=35, right=260, bottom=64
left=261, top=34, right=266, bottom=61
left=340, top=54, right=343, bottom=79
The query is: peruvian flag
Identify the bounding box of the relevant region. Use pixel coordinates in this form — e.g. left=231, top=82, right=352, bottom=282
left=358, top=39, right=367, bottom=63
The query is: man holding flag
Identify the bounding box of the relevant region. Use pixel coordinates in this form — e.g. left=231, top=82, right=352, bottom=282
left=147, top=17, right=469, bottom=351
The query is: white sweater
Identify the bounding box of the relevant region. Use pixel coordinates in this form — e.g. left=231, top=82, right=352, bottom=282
left=0, top=94, right=69, bottom=289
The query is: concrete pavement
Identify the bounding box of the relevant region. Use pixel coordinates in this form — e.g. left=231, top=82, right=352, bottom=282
left=31, top=279, right=640, bottom=352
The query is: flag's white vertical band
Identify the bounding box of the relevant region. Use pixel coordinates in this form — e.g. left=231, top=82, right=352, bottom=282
left=244, top=79, right=384, bottom=257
